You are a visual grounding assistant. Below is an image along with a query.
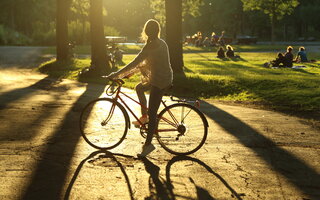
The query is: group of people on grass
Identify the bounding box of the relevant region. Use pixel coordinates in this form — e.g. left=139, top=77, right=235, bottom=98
left=269, top=46, right=312, bottom=68
left=185, top=30, right=243, bottom=59
left=216, top=45, right=313, bottom=65
left=186, top=31, right=226, bottom=47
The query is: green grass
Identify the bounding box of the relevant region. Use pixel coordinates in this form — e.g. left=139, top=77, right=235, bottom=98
left=38, top=58, right=91, bottom=80
left=43, top=44, right=317, bottom=55
left=38, top=49, right=320, bottom=112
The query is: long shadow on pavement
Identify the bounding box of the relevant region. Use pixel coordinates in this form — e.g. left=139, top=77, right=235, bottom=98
left=141, top=158, right=174, bottom=200
left=0, top=76, right=60, bottom=110
left=64, top=150, right=135, bottom=200
left=63, top=151, right=241, bottom=200
left=0, top=76, right=66, bottom=141
left=200, top=100, right=320, bottom=199
left=22, top=83, right=106, bottom=199
left=166, top=156, right=244, bottom=200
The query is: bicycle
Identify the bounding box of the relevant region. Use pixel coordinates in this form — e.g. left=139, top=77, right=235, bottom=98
left=79, top=78, right=209, bottom=155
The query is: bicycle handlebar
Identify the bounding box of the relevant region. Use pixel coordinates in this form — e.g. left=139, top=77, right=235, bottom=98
left=102, top=77, right=125, bottom=96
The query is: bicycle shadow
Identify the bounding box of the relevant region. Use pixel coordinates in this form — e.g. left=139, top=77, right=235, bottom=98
left=141, top=158, right=174, bottom=200
left=64, top=150, right=136, bottom=200
left=165, top=156, right=244, bottom=200
left=64, top=151, right=242, bottom=200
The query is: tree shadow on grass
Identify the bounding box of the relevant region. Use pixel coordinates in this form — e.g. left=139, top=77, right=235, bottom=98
left=230, top=56, right=247, bottom=62
left=22, top=82, right=106, bottom=199
left=291, top=68, right=318, bottom=75
left=172, top=70, right=320, bottom=119
left=199, top=100, right=320, bottom=199
left=192, top=51, right=248, bottom=62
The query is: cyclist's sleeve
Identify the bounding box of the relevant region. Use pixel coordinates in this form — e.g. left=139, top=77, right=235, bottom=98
left=113, top=46, right=148, bottom=78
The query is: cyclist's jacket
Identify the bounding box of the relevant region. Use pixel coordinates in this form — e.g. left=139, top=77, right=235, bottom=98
left=114, top=38, right=173, bottom=89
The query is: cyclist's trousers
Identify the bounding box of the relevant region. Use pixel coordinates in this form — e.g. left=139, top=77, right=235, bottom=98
left=136, top=83, right=164, bottom=145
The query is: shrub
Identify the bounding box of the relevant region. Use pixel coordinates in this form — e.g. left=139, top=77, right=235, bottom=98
left=0, top=25, right=32, bottom=45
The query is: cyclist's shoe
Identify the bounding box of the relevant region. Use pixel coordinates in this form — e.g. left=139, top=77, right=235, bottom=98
left=132, top=116, right=148, bottom=128
left=137, top=144, right=155, bottom=158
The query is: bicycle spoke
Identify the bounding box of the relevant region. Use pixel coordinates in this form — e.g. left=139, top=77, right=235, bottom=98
left=181, top=108, right=193, bottom=124
left=102, top=103, right=116, bottom=125
left=159, top=116, right=178, bottom=128
left=180, top=106, right=184, bottom=122
left=166, top=106, right=180, bottom=125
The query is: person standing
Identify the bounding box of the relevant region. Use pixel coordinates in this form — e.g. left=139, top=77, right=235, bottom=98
left=218, top=31, right=225, bottom=46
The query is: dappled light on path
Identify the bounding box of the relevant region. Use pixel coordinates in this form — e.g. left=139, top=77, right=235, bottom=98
left=21, top=82, right=106, bottom=199
left=200, top=100, right=320, bottom=199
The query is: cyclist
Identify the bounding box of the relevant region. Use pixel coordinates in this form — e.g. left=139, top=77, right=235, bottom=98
left=106, top=19, right=173, bottom=157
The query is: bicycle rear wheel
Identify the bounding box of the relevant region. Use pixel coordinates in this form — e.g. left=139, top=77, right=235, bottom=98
left=80, top=98, right=129, bottom=149
left=157, top=103, right=208, bottom=155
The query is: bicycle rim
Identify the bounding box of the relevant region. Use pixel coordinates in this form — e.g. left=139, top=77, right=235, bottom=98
left=157, top=103, right=207, bottom=155
left=80, top=98, right=128, bottom=149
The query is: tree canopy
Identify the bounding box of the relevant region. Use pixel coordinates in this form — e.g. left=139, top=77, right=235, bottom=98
left=241, top=0, right=299, bottom=42
left=241, top=0, right=299, bottom=18
left=1, top=0, right=320, bottom=45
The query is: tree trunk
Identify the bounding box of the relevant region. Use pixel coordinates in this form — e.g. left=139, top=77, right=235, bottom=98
left=270, top=14, right=276, bottom=44
left=81, top=16, right=86, bottom=44
left=90, top=0, right=109, bottom=75
left=283, top=24, right=287, bottom=41
left=165, top=0, right=184, bottom=74
left=56, top=0, right=70, bottom=61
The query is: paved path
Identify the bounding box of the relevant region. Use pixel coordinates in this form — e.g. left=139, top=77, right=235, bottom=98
left=0, top=47, right=319, bottom=200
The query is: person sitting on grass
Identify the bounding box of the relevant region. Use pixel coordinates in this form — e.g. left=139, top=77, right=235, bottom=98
left=295, top=46, right=308, bottom=63
left=226, top=45, right=240, bottom=58
left=217, top=47, right=225, bottom=58
left=271, top=53, right=286, bottom=67
left=284, top=46, right=294, bottom=68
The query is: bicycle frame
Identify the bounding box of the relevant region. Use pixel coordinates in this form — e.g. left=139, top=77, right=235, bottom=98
left=108, top=81, right=179, bottom=132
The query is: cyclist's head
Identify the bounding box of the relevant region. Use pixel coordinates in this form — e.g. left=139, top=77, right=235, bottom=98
left=141, top=19, right=160, bottom=43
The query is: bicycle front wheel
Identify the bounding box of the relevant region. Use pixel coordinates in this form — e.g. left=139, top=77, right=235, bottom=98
left=157, top=103, right=208, bottom=155
left=80, top=98, right=129, bottom=149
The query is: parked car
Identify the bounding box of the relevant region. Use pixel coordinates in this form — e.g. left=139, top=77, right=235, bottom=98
left=237, top=36, right=257, bottom=44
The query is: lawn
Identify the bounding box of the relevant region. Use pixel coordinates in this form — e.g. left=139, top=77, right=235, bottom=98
left=43, top=43, right=319, bottom=55
left=39, top=45, right=320, bottom=113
